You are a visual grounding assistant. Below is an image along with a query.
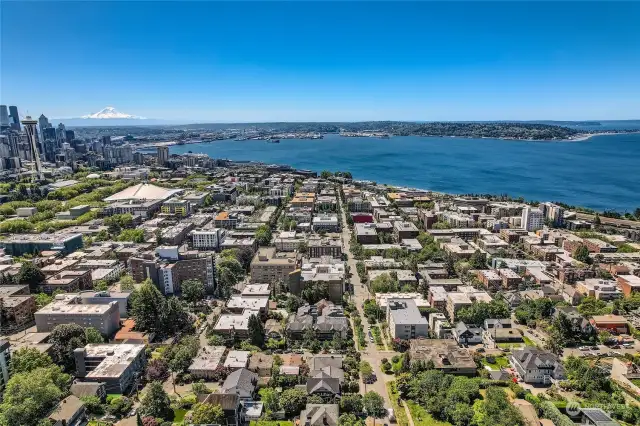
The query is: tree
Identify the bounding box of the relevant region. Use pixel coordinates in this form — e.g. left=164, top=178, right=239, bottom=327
left=573, top=244, right=591, bottom=263
left=191, top=403, right=224, bottom=424
left=339, top=414, right=366, bottom=426
left=297, top=241, right=308, bottom=254
left=593, top=214, right=601, bottom=228
left=0, top=366, right=71, bottom=426
left=130, top=283, right=165, bottom=333
left=301, top=282, right=329, bottom=304
left=472, top=387, right=524, bottom=426
left=140, top=382, right=172, bottom=420
left=107, top=396, right=133, bottom=417
left=286, top=295, right=304, bottom=313
left=363, top=391, right=386, bottom=425
left=248, top=313, right=265, bottom=347
left=181, top=279, right=205, bottom=310
left=215, top=265, right=238, bottom=299
left=192, top=381, right=212, bottom=395
left=120, top=274, right=136, bottom=291
left=117, top=228, right=146, bottom=243
left=85, top=327, right=104, bottom=343
left=359, top=361, right=374, bottom=380
left=255, top=224, right=273, bottom=246
left=468, top=250, right=488, bottom=269
left=456, top=300, right=509, bottom=325
left=9, top=347, right=53, bottom=374
left=49, top=323, right=87, bottom=371
left=94, top=280, right=110, bottom=292
left=340, top=394, right=363, bottom=413
left=82, top=395, right=105, bottom=415
left=280, top=388, right=308, bottom=416
left=448, top=403, right=475, bottom=426
left=18, top=262, right=45, bottom=292
left=320, top=170, right=333, bottom=179
left=146, top=359, right=170, bottom=382
left=162, top=297, right=190, bottom=334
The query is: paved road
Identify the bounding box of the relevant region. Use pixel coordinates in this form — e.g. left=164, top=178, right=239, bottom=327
left=339, top=192, right=399, bottom=415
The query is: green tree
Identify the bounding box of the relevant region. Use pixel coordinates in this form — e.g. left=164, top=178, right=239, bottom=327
left=117, top=228, right=145, bottom=243
left=9, top=347, right=53, bottom=374
left=473, top=387, right=524, bottom=426
left=191, top=402, right=224, bottom=424
left=469, top=250, right=488, bottom=269
left=259, top=388, right=280, bottom=412
left=320, top=170, right=333, bottom=179
left=573, top=244, right=591, bottom=263
left=255, top=224, right=273, bottom=246
left=248, top=313, right=265, bottom=346
left=301, top=282, right=329, bottom=304
left=456, top=300, right=509, bottom=325
left=120, top=274, right=136, bottom=291
left=192, top=382, right=212, bottom=395
left=94, top=280, right=109, bottom=291
left=49, top=323, right=87, bottom=371
left=363, top=391, right=386, bottom=425
left=140, top=382, right=172, bottom=420
left=81, top=395, right=104, bottom=415
left=107, top=396, right=133, bottom=417
left=339, top=394, right=363, bottom=413
left=181, top=279, right=205, bottom=310
left=130, top=283, right=165, bottom=333
left=18, top=262, right=45, bottom=292
left=162, top=297, right=190, bottom=334
left=286, top=295, right=304, bottom=313
left=0, top=366, right=71, bottom=426
left=280, top=388, right=308, bottom=416
left=85, top=327, right=104, bottom=343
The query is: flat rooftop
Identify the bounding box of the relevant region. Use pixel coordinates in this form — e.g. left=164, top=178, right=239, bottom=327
left=84, top=343, right=145, bottom=379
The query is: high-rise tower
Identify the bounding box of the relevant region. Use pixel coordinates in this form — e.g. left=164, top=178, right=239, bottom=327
left=0, top=106, right=9, bottom=131
left=8, top=106, right=21, bottom=131
left=21, top=116, right=44, bottom=180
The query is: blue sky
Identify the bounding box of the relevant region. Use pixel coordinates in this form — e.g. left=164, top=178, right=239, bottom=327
left=2, top=2, right=639, bottom=122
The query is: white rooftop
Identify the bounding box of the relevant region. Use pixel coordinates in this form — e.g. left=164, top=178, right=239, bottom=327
left=104, top=183, right=183, bottom=202
left=224, top=350, right=250, bottom=369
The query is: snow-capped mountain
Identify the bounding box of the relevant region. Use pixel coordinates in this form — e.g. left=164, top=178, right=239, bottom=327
left=81, top=106, right=144, bottom=120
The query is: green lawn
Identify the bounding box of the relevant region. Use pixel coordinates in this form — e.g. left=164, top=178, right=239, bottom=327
left=172, top=408, right=188, bottom=424
left=497, top=342, right=524, bottom=350
left=631, top=379, right=640, bottom=387
left=481, top=356, right=510, bottom=370
left=386, top=381, right=409, bottom=426
left=522, top=336, right=536, bottom=347
left=406, top=401, right=452, bottom=426
left=250, top=422, right=294, bottom=426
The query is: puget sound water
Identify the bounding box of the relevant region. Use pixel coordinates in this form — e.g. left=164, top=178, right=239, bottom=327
left=170, top=132, right=640, bottom=213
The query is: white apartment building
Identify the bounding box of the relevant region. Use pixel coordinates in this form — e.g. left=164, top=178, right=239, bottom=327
left=192, top=228, right=226, bottom=250
left=522, top=206, right=544, bottom=231
left=387, top=298, right=428, bottom=340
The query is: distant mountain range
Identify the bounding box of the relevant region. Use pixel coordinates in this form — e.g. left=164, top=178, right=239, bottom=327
left=54, top=106, right=169, bottom=127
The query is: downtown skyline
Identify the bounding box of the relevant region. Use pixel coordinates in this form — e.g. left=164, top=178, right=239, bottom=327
left=2, top=2, right=639, bottom=122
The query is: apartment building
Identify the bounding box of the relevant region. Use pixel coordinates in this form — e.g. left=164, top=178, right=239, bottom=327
left=192, top=228, right=227, bottom=251
left=497, top=268, right=523, bottom=289
left=477, top=270, right=503, bottom=290
left=576, top=279, right=623, bottom=301
left=250, top=247, right=298, bottom=284
left=312, top=214, right=340, bottom=232
left=161, top=198, right=192, bottom=216
left=446, top=292, right=473, bottom=321
left=274, top=231, right=306, bottom=252
left=35, top=294, right=120, bottom=335
left=74, top=343, right=146, bottom=393
left=308, top=236, right=342, bottom=259
left=41, top=270, right=93, bottom=294
left=393, top=221, right=419, bottom=242
left=214, top=211, right=240, bottom=229
left=521, top=207, right=544, bottom=232
left=0, top=286, right=36, bottom=329
left=387, top=299, right=428, bottom=340
left=617, top=275, right=640, bottom=298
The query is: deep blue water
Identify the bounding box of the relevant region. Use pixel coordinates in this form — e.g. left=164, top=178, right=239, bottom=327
left=170, top=133, right=640, bottom=212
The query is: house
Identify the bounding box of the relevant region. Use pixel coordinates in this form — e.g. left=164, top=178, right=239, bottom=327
left=221, top=368, right=258, bottom=400
left=213, top=311, right=253, bottom=341
left=188, top=345, right=227, bottom=380
left=70, top=382, right=107, bottom=402
left=553, top=306, right=592, bottom=334
left=408, top=339, right=476, bottom=376
left=579, top=408, right=620, bottom=426
left=617, top=275, right=640, bottom=298
left=509, top=348, right=565, bottom=385
left=48, top=395, right=87, bottom=426
left=453, top=322, right=483, bottom=345
left=248, top=354, right=274, bottom=377
left=224, top=350, right=251, bottom=369
left=200, top=393, right=244, bottom=426
left=299, top=404, right=340, bottom=426
left=483, top=327, right=523, bottom=348
left=590, top=315, right=629, bottom=334
left=265, top=319, right=283, bottom=340
left=286, top=301, right=350, bottom=341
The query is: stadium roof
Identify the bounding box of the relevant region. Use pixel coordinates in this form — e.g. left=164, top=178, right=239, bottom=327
left=104, top=183, right=183, bottom=202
